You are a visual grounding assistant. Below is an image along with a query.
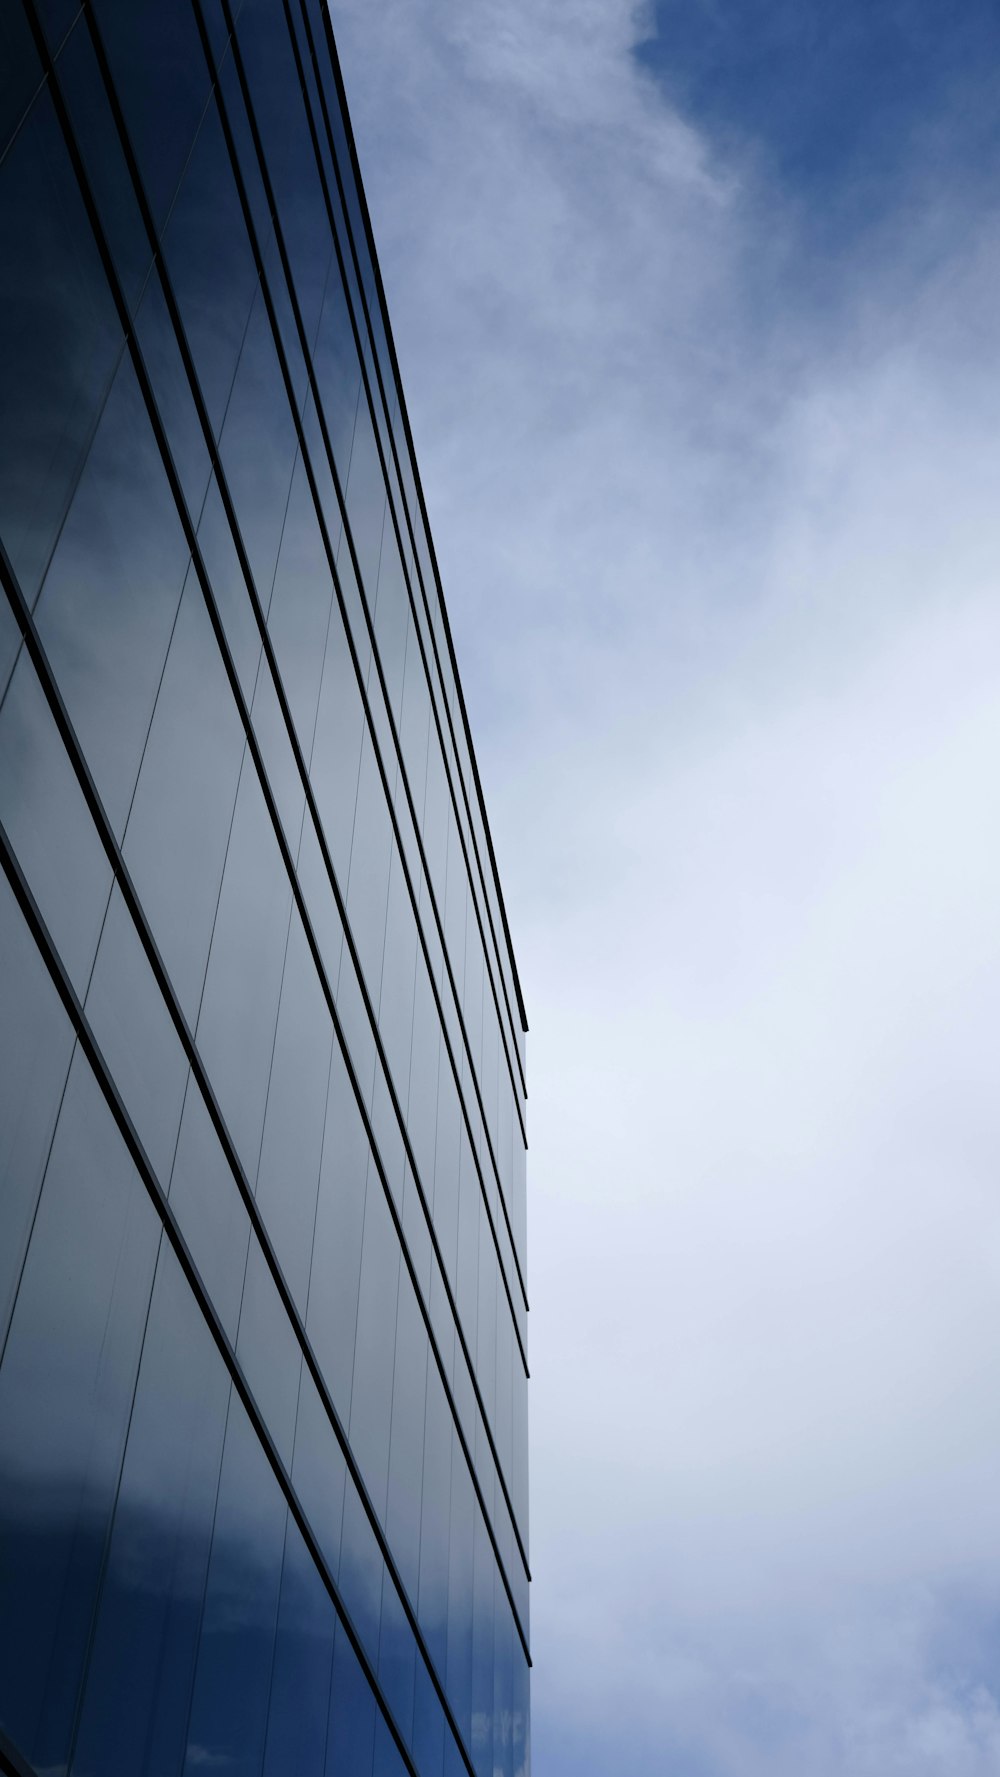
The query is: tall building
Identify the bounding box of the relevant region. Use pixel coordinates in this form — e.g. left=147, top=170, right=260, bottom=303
left=0, top=4, right=529, bottom=1776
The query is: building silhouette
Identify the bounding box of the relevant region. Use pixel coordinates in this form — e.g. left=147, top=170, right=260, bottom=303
left=0, top=4, right=529, bottom=1776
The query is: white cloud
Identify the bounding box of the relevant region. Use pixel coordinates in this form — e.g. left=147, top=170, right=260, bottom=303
left=333, top=1, right=1000, bottom=1770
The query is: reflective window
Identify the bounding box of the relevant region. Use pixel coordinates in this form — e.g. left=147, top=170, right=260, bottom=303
left=196, top=471, right=262, bottom=703
left=412, top=1657, right=446, bottom=1777
left=338, top=1485, right=385, bottom=1682
left=0, top=650, right=113, bottom=998
left=0, top=91, right=123, bottom=603
left=34, top=351, right=190, bottom=839
left=310, top=589, right=365, bottom=889
left=446, top=1442, right=475, bottom=1752
left=399, top=618, right=431, bottom=829
left=513, top=1643, right=530, bottom=1777
left=346, top=729, right=393, bottom=1001
left=67, top=1244, right=231, bottom=1777
left=344, top=387, right=386, bottom=602
left=0, top=0, right=530, bottom=1760
left=417, top=1365, right=453, bottom=1679
left=349, top=1171, right=401, bottom=1518
left=373, top=524, right=408, bottom=726
left=385, top=1275, right=428, bottom=1605
left=161, top=95, right=258, bottom=442
left=455, top=1133, right=481, bottom=1357
left=262, top=1515, right=336, bottom=1777
left=471, top=1511, right=495, bottom=1777
left=493, top=1590, right=515, bottom=1777
left=476, top=1214, right=498, bottom=1433
left=32, top=0, right=79, bottom=52
left=56, top=13, right=152, bottom=317
left=249, top=649, right=306, bottom=854
left=235, top=1235, right=302, bottom=1467
left=85, top=881, right=189, bottom=1183
left=0, top=1051, right=160, bottom=1771
left=309, top=243, right=363, bottom=481
left=295, top=808, right=346, bottom=1001
left=167, top=1076, right=250, bottom=1344
left=195, top=755, right=293, bottom=1183
left=232, top=0, right=332, bottom=351
left=255, top=909, right=333, bottom=1309
left=433, top=1064, right=461, bottom=1292
left=133, top=262, right=212, bottom=521
left=0, top=868, right=75, bottom=1355
left=1, top=5, right=39, bottom=166
left=218, top=282, right=298, bottom=606
left=123, top=569, right=245, bottom=1024
left=266, top=449, right=334, bottom=757
left=407, top=961, right=440, bottom=1197
left=0, top=595, right=20, bottom=706
left=90, top=0, right=210, bottom=234
left=326, top=1624, right=376, bottom=1777
left=306, top=1048, right=369, bottom=1418
left=182, top=1398, right=286, bottom=1777
left=216, top=38, right=271, bottom=252
left=291, top=1362, right=347, bottom=1585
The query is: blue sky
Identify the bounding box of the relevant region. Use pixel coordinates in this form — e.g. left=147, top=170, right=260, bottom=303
left=333, top=3, right=1000, bottom=1773
left=639, top=0, right=1000, bottom=225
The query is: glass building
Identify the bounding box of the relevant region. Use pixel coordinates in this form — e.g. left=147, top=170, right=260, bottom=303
left=0, top=4, right=529, bottom=1776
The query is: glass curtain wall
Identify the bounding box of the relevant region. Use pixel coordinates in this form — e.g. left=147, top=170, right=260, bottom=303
left=0, top=4, right=529, bottom=1777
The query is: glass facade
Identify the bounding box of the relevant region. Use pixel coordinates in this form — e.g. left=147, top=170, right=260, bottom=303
left=0, top=5, right=529, bottom=1776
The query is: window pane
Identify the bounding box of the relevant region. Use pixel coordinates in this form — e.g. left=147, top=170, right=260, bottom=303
left=1, top=9, right=40, bottom=164
left=310, top=593, right=365, bottom=889
left=233, top=0, right=332, bottom=349
left=373, top=529, right=409, bottom=727
left=418, top=1366, right=453, bottom=1680
left=67, top=1244, right=231, bottom=1777
left=0, top=92, right=123, bottom=602
left=255, top=909, right=333, bottom=1310
left=349, top=1173, right=400, bottom=1519
left=305, top=1049, right=369, bottom=1419
left=196, top=470, right=262, bottom=703
left=218, top=283, right=298, bottom=606
left=133, top=261, right=212, bottom=521
left=377, top=1580, right=415, bottom=1749
left=446, top=1444, right=475, bottom=1753
left=90, top=0, right=210, bottom=233
left=85, top=881, right=189, bottom=1183
left=167, top=1078, right=250, bottom=1344
left=325, top=1623, right=376, bottom=1777
left=310, top=254, right=363, bottom=482
left=412, top=1657, right=446, bottom=1777
left=34, top=351, right=190, bottom=839
left=182, top=1400, right=286, bottom=1777
left=0, top=867, right=75, bottom=1355
left=0, top=595, right=20, bottom=706
left=0, top=650, right=113, bottom=998
left=261, top=1515, right=335, bottom=1777
left=235, top=1235, right=301, bottom=1468
left=195, top=755, right=292, bottom=1183
left=290, top=1364, right=346, bottom=1586
left=266, top=449, right=334, bottom=757
left=161, top=95, right=259, bottom=441
left=123, top=569, right=245, bottom=1024
left=346, top=729, right=393, bottom=1019
left=344, top=394, right=386, bottom=616
left=0, top=1051, right=160, bottom=1772
left=471, top=1511, right=495, bottom=1777
left=56, top=14, right=152, bottom=316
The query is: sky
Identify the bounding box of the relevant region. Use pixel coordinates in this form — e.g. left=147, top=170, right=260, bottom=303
left=331, top=3, right=1000, bottom=1773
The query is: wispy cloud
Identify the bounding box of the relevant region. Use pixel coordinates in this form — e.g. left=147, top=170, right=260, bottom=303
left=333, top=2, right=1000, bottom=1770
